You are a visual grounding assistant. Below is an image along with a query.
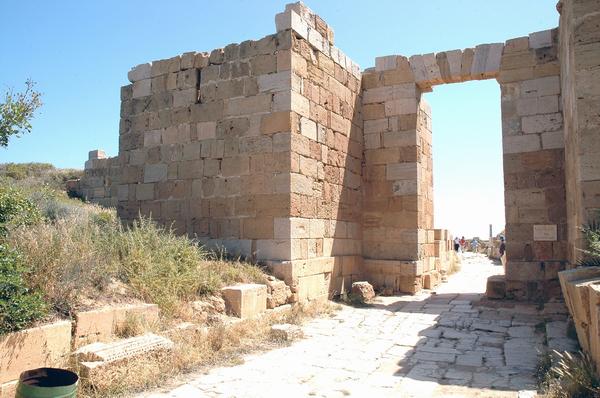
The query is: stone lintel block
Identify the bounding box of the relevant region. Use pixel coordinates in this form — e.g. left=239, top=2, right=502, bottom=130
left=436, top=49, right=462, bottom=83
left=128, top=63, right=151, bottom=83
left=0, top=320, right=72, bottom=384
left=460, top=48, right=475, bottom=81
left=221, top=284, right=267, bottom=318
left=471, top=43, right=504, bottom=79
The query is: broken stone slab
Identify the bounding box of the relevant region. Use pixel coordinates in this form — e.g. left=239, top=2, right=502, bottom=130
left=75, top=333, right=173, bottom=364
left=351, top=281, right=375, bottom=303
left=221, top=283, right=267, bottom=319
left=76, top=333, right=173, bottom=378
left=270, top=323, right=303, bottom=341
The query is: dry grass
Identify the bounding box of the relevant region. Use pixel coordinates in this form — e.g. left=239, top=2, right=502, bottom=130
left=8, top=203, right=268, bottom=319
left=77, top=300, right=339, bottom=398
left=539, top=350, right=600, bottom=398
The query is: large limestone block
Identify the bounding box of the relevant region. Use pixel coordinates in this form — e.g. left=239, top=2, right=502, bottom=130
left=568, top=277, right=600, bottom=352
left=471, top=43, right=504, bottom=79
left=588, top=284, right=600, bottom=371
left=275, top=10, right=308, bottom=38
left=409, top=53, right=441, bottom=88
left=436, top=50, right=462, bottom=83
left=128, top=63, right=151, bottom=83
left=558, top=267, right=600, bottom=315
left=529, top=29, right=553, bottom=49
left=0, top=320, right=72, bottom=384
left=221, top=284, right=268, bottom=318
left=132, top=79, right=152, bottom=99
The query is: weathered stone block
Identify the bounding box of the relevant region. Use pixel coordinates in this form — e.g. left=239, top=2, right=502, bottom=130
left=221, top=284, right=267, bottom=318
left=132, top=79, right=152, bottom=98
left=74, top=304, right=160, bottom=348
left=128, top=63, right=151, bottom=82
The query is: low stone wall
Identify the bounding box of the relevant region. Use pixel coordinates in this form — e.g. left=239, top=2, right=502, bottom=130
left=73, top=303, right=160, bottom=348
left=0, top=320, right=72, bottom=395
left=0, top=303, right=160, bottom=394
left=75, top=149, right=120, bottom=207
left=558, top=267, right=600, bottom=373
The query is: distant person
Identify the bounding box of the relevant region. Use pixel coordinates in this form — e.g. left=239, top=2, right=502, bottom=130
left=454, top=237, right=460, bottom=252
left=471, top=238, right=479, bottom=253
left=499, top=236, right=507, bottom=269
left=460, top=236, right=466, bottom=251
left=499, top=236, right=506, bottom=257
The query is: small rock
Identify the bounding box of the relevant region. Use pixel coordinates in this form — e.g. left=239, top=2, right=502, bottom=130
left=381, top=287, right=394, bottom=296
left=270, top=323, right=303, bottom=341
left=266, top=279, right=292, bottom=309
left=351, top=281, right=375, bottom=303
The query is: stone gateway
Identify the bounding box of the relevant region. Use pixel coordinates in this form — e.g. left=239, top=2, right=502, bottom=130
left=74, top=1, right=600, bottom=303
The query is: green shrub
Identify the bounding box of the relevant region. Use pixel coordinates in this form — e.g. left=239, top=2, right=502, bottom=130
left=579, top=215, right=600, bottom=267
left=8, top=205, right=267, bottom=318
left=0, top=186, right=41, bottom=236
left=0, top=245, right=46, bottom=334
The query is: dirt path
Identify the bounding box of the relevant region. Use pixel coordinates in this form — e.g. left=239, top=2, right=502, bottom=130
left=139, top=254, right=576, bottom=397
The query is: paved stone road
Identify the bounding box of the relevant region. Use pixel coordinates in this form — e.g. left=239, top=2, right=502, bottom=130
left=140, top=254, right=577, bottom=397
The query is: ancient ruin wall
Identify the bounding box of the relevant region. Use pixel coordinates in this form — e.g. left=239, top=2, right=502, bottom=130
left=268, top=3, right=364, bottom=300
left=559, top=0, right=600, bottom=263
left=78, top=150, right=120, bottom=207
left=117, top=29, right=298, bottom=259
left=75, top=1, right=599, bottom=302
left=498, top=31, right=568, bottom=300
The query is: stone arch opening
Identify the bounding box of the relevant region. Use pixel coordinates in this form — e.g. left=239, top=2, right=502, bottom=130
left=362, top=30, right=567, bottom=300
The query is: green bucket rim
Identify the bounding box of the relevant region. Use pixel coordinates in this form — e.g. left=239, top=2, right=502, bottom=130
left=17, top=367, right=78, bottom=398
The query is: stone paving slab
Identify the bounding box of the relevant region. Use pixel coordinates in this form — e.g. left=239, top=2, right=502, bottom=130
left=135, top=254, right=578, bottom=397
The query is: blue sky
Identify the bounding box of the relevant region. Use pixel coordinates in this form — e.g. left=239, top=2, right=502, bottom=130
left=0, top=0, right=559, bottom=237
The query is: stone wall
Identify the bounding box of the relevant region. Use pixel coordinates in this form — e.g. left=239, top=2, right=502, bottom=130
left=559, top=0, right=600, bottom=264
left=268, top=3, right=364, bottom=300
left=78, top=150, right=120, bottom=207
left=76, top=0, right=600, bottom=302
left=118, top=27, right=298, bottom=258
left=498, top=31, right=568, bottom=300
